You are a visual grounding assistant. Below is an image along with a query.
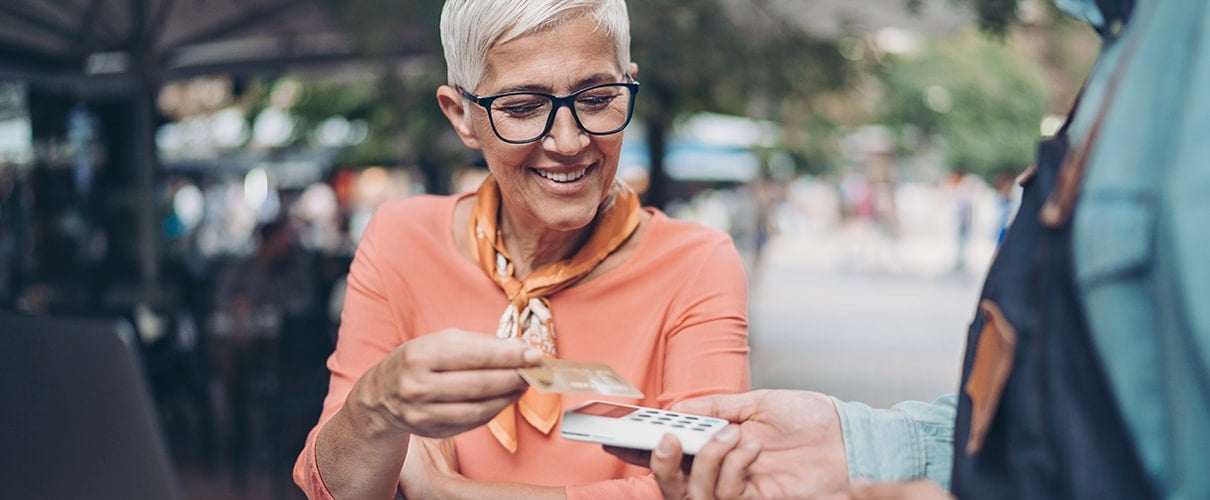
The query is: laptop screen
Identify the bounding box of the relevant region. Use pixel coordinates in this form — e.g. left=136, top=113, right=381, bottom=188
left=0, top=310, right=182, bottom=500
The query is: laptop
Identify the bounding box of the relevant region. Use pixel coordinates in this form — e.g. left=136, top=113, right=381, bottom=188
left=0, top=310, right=183, bottom=500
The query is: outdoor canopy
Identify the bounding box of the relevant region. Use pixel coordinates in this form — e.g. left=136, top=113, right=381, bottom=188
left=0, top=0, right=430, bottom=302
left=0, top=0, right=435, bottom=94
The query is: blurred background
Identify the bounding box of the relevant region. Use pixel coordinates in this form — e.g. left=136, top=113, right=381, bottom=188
left=0, top=0, right=1096, bottom=498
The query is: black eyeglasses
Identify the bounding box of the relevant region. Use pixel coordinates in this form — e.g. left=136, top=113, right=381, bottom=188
left=458, top=78, right=640, bottom=144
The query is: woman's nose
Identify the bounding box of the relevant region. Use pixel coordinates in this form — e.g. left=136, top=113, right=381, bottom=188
left=542, top=106, right=589, bottom=155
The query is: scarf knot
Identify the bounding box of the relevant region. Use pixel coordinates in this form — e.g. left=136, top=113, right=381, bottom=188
left=497, top=297, right=556, bottom=356
left=469, top=174, right=640, bottom=453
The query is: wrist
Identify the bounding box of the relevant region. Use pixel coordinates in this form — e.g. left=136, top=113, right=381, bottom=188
left=408, top=469, right=469, bottom=500
left=439, top=472, right=470, bottom=497
left=345, top=374, right=411, bottom=441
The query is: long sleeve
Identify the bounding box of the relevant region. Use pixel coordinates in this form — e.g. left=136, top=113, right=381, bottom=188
left=656, top=227, right=752, bottom=405
left=835, top=393, right=957, bottom=488
left=294, top=205, right=403, bottom=499
left=565, top=475, right=662, bottom=500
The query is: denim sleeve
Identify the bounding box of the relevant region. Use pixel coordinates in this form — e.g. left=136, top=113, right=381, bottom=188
left=833, top=393, right=957, bottom=488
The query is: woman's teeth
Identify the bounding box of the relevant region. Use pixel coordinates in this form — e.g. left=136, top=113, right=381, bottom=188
left=536, top=168, right=587, bottom=183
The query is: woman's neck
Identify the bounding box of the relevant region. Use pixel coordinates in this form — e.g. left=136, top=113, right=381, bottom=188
left=499, top=208, right=595, bottom=281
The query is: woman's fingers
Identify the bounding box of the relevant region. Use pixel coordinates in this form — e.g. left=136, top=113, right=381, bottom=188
left=372, top=328, right=540, bottom=411
left=396, top=394, right=527, bottom=438
left=356, top=330, right=544, bottom=437
left=409, top=330, right=543, bottom=371
left=395, top=367, right=531, bottom=403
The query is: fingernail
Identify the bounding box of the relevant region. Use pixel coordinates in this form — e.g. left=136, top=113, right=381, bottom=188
left=713, top=425, right=739, bottom=444
left=522, top=348, right=543, bottom=363
left=654, top=436, right=676, bottom=457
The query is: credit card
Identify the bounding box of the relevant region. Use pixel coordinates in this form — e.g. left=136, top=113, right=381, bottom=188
left=517, top=358, right=644, bottom=398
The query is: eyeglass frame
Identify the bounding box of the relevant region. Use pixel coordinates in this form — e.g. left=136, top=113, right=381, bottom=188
left=457, top=76, right=640, bottom=145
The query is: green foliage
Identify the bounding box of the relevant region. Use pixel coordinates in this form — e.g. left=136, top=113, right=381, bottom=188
left=275, top=0, right=858, bottom=198
left=272, top=0, right=1077, bottom=191
left=628, top=1, right=747, bottom=119
left=627, top=1, right=854, bottom=204
left=305, top=0, right=458, bottom=191
left=629, top=1, right=852, bottom=121
left=964, top=0, right=1021, bottom=37
left=780, top=114, right=848, bottom=175
left=877, top=30, right=1048, bottom=179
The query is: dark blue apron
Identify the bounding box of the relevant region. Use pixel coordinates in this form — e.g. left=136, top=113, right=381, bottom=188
left=949, top=130, right=1153, bottom=499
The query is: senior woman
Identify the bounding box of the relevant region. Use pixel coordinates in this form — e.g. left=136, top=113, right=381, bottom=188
left=293, top=0, right=750, bottom=498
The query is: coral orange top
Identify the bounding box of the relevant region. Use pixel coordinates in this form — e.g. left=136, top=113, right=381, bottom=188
left=294, top=194, right=750, bottom=499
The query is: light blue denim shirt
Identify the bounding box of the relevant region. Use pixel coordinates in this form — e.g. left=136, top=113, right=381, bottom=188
left=833, top=394, right=956, bottom=486
left=1070, top=0, right=1210, bottom=498
left=835, top=1, right=1210, bottom=496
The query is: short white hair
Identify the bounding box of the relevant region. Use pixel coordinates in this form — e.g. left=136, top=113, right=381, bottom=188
left=440, top=0, right=631, bottom=91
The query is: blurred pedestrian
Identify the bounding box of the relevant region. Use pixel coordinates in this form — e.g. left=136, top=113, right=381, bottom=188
left=992, top=171, right=1018, bottom=245
left=0, top=165, right=16, bottom=306
left=945, top=168, right=976, bottom=274
left=210, top=216, right=322, bottom=486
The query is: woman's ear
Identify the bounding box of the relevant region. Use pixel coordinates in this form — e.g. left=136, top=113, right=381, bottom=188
left=628, top=62, right=639, bottom=79
left=436, top=85, right=482, bottom=150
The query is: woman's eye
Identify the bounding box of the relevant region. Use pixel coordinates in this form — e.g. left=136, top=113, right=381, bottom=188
left=495, top=99, right=547, bottom=118
left=577, top=91, right=620, bottom=109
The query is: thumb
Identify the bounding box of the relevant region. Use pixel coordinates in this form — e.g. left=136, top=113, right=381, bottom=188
left=670, top=391, right=762, bottom=422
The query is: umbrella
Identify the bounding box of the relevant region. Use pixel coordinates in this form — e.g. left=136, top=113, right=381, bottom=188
left=0, top=0, right=430, bottom=301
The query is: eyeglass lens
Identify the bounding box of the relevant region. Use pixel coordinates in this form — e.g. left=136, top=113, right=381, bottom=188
left=489, top=84, right=633, bottom=143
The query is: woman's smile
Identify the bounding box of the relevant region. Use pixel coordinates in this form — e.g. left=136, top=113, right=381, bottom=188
left=532, top=165, right=590, bottom=183
left=532, top=163, right=592, bottom=185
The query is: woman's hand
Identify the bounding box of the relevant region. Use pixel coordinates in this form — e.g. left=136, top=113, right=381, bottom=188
left=315, top=330, right=542, bottom=499
left=399, top=435, right=569, bottom=500
left=347, top=328, right=543, bottom=439
left=400, top=436, right=462, bottom=498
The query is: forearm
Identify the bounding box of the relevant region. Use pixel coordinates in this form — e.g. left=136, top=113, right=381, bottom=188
left=316, top=404, right=411, bottom=500
left=409, top=476, right=566, bottom=500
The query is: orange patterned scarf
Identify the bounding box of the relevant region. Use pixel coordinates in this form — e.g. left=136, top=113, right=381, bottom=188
left=469, top=174, right=641, bottom=453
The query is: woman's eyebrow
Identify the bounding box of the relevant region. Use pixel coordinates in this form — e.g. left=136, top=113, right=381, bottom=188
left=570, top=73, right=619, bottom=89
left=494, top=73, right=620, bottom=95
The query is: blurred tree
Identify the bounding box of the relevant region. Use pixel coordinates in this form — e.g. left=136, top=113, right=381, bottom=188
left=956, top=0, right=1101, bottom=117
left=629, top=1, right=853, bottom=207
left=966, top=0, right=1022, bottom=36
left=298, top=0, right=459, bottom=194
left=290, top=69, right=459, bottom=195
left=283, top=0, right=857, bottom=200
left=876, top=29, right=1049, bottom=180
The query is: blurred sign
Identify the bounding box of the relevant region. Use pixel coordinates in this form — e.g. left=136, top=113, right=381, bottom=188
left=621, top=112, right=777, bottom=182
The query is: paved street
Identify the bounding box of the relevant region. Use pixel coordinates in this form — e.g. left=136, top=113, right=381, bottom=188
left=747, top=231, right=985, bottom=408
